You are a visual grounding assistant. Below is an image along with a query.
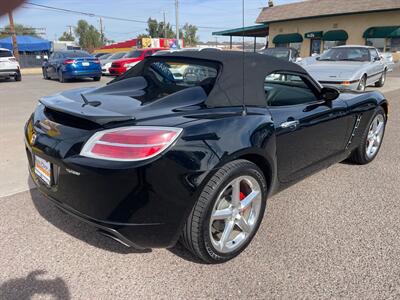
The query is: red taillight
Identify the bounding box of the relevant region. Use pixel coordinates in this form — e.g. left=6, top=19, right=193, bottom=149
left=80, top=127, right=182, bottom=161
left=63, top=59, right=76, bottom=64
left=93, top=59, right=100, bottom=64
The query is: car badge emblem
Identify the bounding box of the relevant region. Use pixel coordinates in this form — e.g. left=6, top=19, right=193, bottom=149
left=31, top=133, right=37, bottom=145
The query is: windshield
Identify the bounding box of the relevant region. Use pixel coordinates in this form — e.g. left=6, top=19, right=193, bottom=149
left=319, top=47, right=370, bottom=62
left=125, top=50, right=143, bottom=58
left=262, top=49, right=290, bottom=59
left=62, top=51, right=92, bottom=58
left=109, top=52, right=127, bottom=59
left=99, top=53, right=112, bottom=59
left=0, top=49, right=12, bottom=57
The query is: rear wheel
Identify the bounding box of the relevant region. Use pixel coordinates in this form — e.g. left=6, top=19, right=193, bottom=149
left=375, top=69, right=386, bottom=87
left=181, top=159, right=267, bottom=263
left=93, top=76, right=101, bottom=81
left=58, top=70, right=66, bottom=83
left=357, top=75, right=367, bottom=91
left=14, top=71, right=21, bottom=82
left=348, top=107, right=386, bottom=165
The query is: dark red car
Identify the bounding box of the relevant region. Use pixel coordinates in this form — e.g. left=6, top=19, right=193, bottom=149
left=109, top=48, right=166, bottom=76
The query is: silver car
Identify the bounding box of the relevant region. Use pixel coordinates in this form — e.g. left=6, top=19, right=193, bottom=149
left=303, top=45, right=387, bottom=91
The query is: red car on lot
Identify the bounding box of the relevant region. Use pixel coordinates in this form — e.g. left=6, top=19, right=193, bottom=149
left=109, top=48, right=166, bottom=76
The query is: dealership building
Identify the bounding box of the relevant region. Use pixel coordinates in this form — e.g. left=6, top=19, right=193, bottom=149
left=213, top=0, right=400, bottom=60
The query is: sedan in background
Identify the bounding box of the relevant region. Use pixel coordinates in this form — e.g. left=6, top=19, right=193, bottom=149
left=109, top=48, right=165, bottom=76
left=302, top=45, right=387, bottom=91
left=0, top=48, right=21, bottom=81
left=100, top=51, right=127, bottom=75
left=42, top=50, right=102, bottom=83
left=259, top=47, right=301, bottom=63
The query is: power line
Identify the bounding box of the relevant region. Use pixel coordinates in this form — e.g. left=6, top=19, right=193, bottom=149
left=23, top=2, right=228, bottom=30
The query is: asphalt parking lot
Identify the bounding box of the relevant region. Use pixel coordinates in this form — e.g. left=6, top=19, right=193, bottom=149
left=0, top=69, right=400, bottom=299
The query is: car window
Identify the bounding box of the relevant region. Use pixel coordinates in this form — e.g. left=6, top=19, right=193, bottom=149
left=125, top=50, right=143, bottom=58
left=109, top=52, right=126, bottom=59
left=0, top=49, right=13, bottom=57
left=319, top=47, right=370, bottom=62
left=264, top=72, right=318, bottom=106
left=144, top=51, right=153, bottom=57
left=62, top=51, right=91, bottom=58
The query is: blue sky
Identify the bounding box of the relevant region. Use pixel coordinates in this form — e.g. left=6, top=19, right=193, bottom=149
left=0, top=0, right=300, bottom=42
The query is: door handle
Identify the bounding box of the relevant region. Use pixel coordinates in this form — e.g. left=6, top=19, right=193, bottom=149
left=280, top=120, right=299, bottom=129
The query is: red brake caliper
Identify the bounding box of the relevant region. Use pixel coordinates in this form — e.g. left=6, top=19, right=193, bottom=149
left=239, top=192, right=245, bottom=201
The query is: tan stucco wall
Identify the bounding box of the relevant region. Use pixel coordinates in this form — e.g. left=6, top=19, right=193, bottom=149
left=268, top=10, right=400, bottom=57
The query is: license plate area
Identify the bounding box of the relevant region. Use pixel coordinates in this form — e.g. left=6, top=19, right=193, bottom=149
left=34, top=155, right=52, bottom=186
left=82, top=62, right=90, bottom=67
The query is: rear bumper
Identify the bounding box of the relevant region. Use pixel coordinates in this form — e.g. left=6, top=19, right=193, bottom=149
left=0, top=68, right=19, bottom=77
left=63, top=70, right=101, bottom=79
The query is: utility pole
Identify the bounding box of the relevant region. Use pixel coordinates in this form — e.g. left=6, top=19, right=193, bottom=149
left=99, top=17, right=104, bottom=44
left=67, top=25, right=73, bottom=36
left=175, top=0, right=180, bottom=48
left=163, top=11, right=167, bottom=38
left=8, top=11, right=19, bottom=60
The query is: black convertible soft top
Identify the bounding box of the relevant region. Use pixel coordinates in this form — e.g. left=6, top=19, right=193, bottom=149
left=119, top=50, right=309, bottom=107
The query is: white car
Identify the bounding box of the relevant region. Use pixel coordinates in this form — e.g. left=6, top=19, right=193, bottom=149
left=0, top=48, right=21, bottom=81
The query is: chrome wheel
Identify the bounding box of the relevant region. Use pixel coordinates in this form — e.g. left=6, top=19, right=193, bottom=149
left=357, top=77, right=366, bottom=91
left=209, top=175, right=262, bottom=254
left=366, top=114, right=385, bottom=158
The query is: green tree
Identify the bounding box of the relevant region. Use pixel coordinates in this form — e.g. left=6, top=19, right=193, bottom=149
left=0, top=23, right=39, bottom=39
left=182, top=23, right=199, bottom=46
left=59, top=31, right=74, bottom=42
left=74, top=20, right=103, bottom=52
left=144, top=18, right=175, bottom=38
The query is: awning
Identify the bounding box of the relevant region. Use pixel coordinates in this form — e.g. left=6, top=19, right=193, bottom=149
left=322, top=30, right=348, bottom=41
left=212, top=24, right=268, bottom=37
left=0, top=35, right=51, bottom=52
left=363, top=26, right=400, bottom=38
left=304, top=31, right=323, bottom=39
left=273, top=33, right=303, bottom=44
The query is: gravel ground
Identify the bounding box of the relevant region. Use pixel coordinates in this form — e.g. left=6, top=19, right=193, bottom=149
left=0, top=74, right=399, bottom=299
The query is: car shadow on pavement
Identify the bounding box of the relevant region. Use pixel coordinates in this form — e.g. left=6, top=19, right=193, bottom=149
left=0, top=270, right=70, bottom=300
left=168, top=243, right=207, bottom=264
left=29, top=188, right=151, bottom=255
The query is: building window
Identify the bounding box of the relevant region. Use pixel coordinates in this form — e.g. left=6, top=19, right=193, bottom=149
left=323, top=40, right=345, bottom=51
left=290, top=42, right=302, bottom=52
left=366, top=38, right=386, bottom=52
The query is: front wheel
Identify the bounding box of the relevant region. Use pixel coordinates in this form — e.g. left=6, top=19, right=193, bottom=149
left=357, top=75, right=367, bottom=91
left=181, top=160, right=267, bottom=263
left=348, top=107, right=386, bottom=165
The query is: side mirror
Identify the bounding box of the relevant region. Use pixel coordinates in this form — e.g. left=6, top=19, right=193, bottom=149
left=373, top=56, right=381, bottom=62
left=321, top=87, right=340, bottom=101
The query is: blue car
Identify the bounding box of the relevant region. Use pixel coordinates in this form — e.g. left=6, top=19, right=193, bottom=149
left=42, top=50, right=102, bottom=83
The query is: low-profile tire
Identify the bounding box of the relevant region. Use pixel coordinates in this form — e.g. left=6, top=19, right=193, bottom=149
left=58, top=70, right=66, bottom=83
left=93, top=76, right=101, bottom=81
left=14, top=71, right=21, bottom=82
left=375, top=69, right=387, bottom=87
left=357, top=75, right=367, bottom=91
left=181, top=159, right=267, bottom=264
left=42, top=68, right=49, bottom=80
left=348, top=107, right=386, bottom=165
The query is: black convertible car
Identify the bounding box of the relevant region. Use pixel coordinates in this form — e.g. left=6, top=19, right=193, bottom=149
left=25, top=51, right=387, bottom=263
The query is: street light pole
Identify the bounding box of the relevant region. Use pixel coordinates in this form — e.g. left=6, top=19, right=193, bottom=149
left=175, top=0, right=180, bottom=48
left=8, top=11, right=19, bottom=60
